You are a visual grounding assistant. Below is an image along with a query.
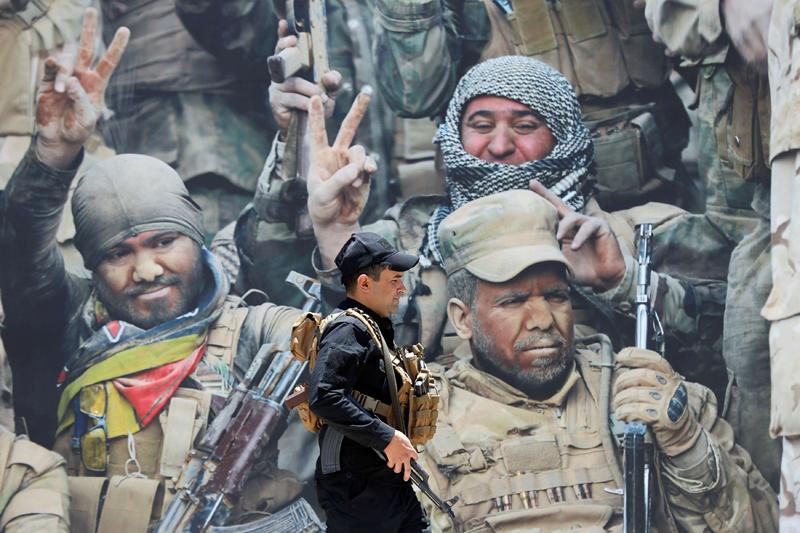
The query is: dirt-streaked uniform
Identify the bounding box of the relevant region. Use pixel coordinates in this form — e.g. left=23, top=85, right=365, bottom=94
left=419, top=343, right=777, bottom=532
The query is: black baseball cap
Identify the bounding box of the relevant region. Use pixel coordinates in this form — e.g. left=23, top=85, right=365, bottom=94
left=335, top=232, right=420, bottom=281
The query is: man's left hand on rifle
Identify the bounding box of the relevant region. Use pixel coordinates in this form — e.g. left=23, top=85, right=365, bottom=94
left=269, top=19, right=341, bottom=134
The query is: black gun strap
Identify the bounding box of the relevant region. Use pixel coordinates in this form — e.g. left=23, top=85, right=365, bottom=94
left=379, top=334, right=407, bottom=435
left=339, top=308, right=407, bottom=434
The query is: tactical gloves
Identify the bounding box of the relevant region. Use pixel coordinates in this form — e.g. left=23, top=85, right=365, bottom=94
left=613, top=348, right=701, bottom=457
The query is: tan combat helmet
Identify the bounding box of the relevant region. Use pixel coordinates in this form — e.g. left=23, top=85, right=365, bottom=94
left=437, top=189, right=570, bottom=282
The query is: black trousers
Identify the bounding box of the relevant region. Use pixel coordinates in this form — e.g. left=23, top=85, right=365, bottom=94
left=316, top=469, right=428, bottom=533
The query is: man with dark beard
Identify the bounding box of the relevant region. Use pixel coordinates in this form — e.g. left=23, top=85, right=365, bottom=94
left=415, top=189, right=777, bottom=531
left=0, top=9, right=305, bottom=529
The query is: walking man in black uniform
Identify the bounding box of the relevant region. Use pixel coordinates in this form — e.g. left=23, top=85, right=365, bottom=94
left=308, top=232, right=428, bottom=532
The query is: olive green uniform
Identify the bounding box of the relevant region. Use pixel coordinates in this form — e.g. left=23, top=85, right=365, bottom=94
left=419, top=344, right=776, bottom=532
left=643, top=0, right=777, bottom=488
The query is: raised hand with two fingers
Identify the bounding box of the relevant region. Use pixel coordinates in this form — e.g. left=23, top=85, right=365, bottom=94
left=35, top=8, right=130, bottom=168
left=307, top=89, right=375, bottom=228
left=306, top=89, right=376, bottom=268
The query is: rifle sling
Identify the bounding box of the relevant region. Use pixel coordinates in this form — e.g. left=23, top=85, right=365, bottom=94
left=378, top=333, right=407, bottom=434
left=340, top=309, right=407, bottom=434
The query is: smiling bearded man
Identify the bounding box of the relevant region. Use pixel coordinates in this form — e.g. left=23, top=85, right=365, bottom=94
left=413, top=189, right=777, bottom=532
left=0, top=10, right=306, bottom=529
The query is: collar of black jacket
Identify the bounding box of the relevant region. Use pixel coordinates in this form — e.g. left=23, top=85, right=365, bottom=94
left=339, top=298, right=396, bottom=346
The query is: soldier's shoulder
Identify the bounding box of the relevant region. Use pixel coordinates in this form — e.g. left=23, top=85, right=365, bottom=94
left=386, top=194, right=447, bottom=222
left=319, top=311, right=374, bottom=343
left=384, top=194, right=447, bottom=251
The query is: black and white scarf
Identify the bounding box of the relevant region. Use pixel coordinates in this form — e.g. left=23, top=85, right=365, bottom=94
left=425, top=56, right=594, bottom=265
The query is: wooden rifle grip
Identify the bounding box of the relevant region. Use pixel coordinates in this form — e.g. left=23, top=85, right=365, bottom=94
left=284, top=110, right=310, bottom=181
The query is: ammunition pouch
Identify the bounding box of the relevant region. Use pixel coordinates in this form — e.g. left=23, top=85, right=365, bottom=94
left=400, top=344, right=439, bottom=445
left=584, top=105, right=669, bottom=210
left=68, top=475, right=164, bottom=533
left=716, top=59, right=771, bottom=182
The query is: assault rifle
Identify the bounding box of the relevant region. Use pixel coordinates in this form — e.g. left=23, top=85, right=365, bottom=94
left=372, top=449, right=457, bottom=523
left=268, top=0, right=329, bottom=185
left=410, top=459, right=458, bottom=523
left=156, top=272, right=322, bottom=532
left=623, top=223, right=661, bottom=533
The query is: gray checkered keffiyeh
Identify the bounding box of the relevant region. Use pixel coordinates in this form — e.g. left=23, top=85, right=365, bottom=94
left=426, top=56, right=594, bottom=265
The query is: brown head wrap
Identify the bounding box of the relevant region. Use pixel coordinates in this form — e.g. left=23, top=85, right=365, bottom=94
left=72, top=154, right=205, bottom=269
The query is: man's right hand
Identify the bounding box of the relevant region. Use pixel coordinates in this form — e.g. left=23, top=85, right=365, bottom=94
left=530, top=181, right=626, bottom=292
left=306, top=89, right=375, bottom=268
left=384, top=430, right=418, bottom=482
left=35, top=8, right=129, bottom=169
left=268, top=19, right=341, bottom=133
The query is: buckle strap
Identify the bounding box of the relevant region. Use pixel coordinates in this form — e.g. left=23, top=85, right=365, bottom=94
left=352, top=391, right=392, bottom=419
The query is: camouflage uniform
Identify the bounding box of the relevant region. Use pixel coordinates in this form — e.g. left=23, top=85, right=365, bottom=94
left=0, top=427, right=70, bottom=532
left=228, top=0, right=441, bottom=308
left=416, top=189, right=776, bottom=532
left=644, top=0, right=778, bottom=488
left=372, top=0, right=697, bottom=210
left=421, top=344, right=777, bottom=532
left=765, top=1, right=800, bottom=526
left=98, top=0, right=276, bottom=239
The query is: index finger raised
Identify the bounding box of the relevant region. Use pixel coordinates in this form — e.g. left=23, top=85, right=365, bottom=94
left=332, top=87, right=371, bottom=151
left=308, top=95, right=329, bottom=150
left=529, top=179, right=574, bottom=218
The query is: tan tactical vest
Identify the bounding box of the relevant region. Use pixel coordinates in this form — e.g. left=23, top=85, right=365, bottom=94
left=425, top=343, right=683, bottom=532
left=54, top=298, right=301, bottom=532
left=479, top=0, right=669, bottom=99
left=290, top=307, right=438, bottom=446
left=0, top=427, right=68, bottom=531
left=423, top=349, right=629, bottom=532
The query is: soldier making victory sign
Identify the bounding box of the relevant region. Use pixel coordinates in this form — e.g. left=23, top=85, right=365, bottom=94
left=300, top=89, right=435, bottom=532
left=0, top=8, right=314, bottom=531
